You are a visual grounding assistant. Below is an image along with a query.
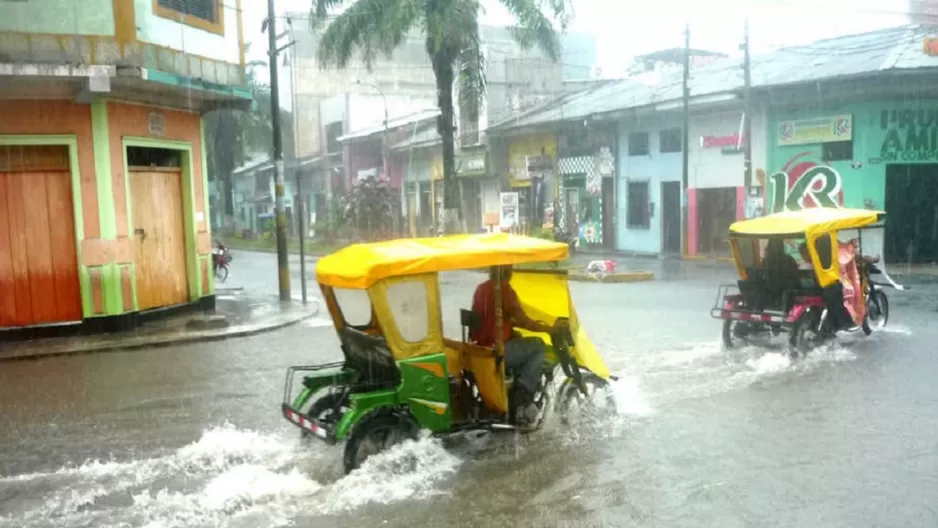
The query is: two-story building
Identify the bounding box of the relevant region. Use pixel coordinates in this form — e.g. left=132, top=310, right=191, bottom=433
left=0, top=0, right=250, bottom=335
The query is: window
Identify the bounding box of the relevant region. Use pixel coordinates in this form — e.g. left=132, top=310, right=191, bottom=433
left=333, top=288, right=372, bottom=327
left=822, top=140, right=853, bottom=162
left=626, top=180, right=650, bottom=228
left=659, top=128, right=682, bottom=153
left=628, top=132, right=649, bottom=156
left=385, top=281, right=429, bottom=342
left=155, top=0, right=224, bottom=35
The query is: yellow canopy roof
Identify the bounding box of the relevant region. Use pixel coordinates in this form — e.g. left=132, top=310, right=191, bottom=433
left=316, top=233, right=569, bottom=288
left=730, top=207, right=885, bottom=238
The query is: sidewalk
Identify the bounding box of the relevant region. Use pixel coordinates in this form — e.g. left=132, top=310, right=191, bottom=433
left=0, top=290, right=319, bottom=362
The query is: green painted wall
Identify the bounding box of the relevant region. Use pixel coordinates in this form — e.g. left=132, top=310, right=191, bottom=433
left=765, top=99, right=938, bottom=213
left=0, top=0, right=114, bottom=35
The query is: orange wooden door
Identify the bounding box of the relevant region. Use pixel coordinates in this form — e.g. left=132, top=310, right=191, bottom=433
left=130, top=168, right=189, bottom=311
left=0, top=148, right=82, bottom=327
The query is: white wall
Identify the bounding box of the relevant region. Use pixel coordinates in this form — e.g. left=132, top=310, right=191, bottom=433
left=135, top=0, right=241, bottom=64
left=0, top=0, right=114, bottom=34
left=688, top=111, right=746, bottom=189
left=346, top=93, right=436, bottom=132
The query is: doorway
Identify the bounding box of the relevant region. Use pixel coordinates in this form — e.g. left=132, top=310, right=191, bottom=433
left=661, top=181, right=682, bottom=254
left=696, top=187, right=737, bottom=256
left=127, top=146, right=189, bottom=310
left=601, top=178, right=615, bottom=249
left=885, top=164, right=938, bottom=263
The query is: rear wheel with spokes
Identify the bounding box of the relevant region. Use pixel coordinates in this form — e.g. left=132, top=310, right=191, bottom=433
left=789, top=309, right=821, bottom=358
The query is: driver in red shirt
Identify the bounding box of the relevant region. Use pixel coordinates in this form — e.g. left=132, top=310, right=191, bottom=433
left=470, top=265, right=557, bottom=421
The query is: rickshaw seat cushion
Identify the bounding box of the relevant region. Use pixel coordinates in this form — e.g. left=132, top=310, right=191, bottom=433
left=339, top=327, right=400, bottom=386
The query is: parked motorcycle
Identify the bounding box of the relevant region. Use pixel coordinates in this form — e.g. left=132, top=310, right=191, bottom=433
left=212, top=242, right=233, bottom=282
left=553, top=226, right=577, bottom=256
left=859, top=254, right=906, bottom=332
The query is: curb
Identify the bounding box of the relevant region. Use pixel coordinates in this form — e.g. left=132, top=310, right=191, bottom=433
left=0, top=308, right=318, bottom=362
left=569, top=271, right=655, bottom=283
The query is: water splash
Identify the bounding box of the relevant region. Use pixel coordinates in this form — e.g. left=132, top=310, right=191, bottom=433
left=0, top=423, right=461, bottom=528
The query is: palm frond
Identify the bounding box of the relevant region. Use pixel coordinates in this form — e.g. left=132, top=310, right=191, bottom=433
left=316, top=0, right=420, bottom=71
left=497, top=0, right=566, bottom=60
left=309, top=0, right=347, bottom=31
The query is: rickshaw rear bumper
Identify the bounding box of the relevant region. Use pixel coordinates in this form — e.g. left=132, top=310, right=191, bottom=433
left=282, top=403, right=337, bottom=445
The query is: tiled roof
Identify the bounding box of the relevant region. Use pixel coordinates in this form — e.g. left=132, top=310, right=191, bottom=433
left=491, top=25, right=933, bottom=131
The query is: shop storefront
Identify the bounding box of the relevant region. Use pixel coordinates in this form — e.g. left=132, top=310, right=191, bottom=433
left=507, top=133, right=558, bottom=234
left=767, top=102, right=938, bottom=264
left=456, top=146, right=496, bottom=232
left=557, top=146, right=616, bottom=249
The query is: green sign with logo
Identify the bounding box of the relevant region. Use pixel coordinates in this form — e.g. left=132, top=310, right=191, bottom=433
left=457, top=149, right=488, bottom=177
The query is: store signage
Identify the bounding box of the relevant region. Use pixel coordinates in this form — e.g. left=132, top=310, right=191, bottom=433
left=879, top=109, right=938, bottom=162
left=148, top=112, right=165, bottom=137
left=701, top=133, right=745, bottom=150
left=499, top=192, right=519, bottom=228
left=777, top=115, right=852, bottom=146
left=457, top=149, right=488, bottom=177
left=525, top=154, right=552, bottom=180
left=768, top=153, right=843, bottom=212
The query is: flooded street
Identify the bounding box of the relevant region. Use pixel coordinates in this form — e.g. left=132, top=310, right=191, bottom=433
left=2, top=252, right=938, bottom=528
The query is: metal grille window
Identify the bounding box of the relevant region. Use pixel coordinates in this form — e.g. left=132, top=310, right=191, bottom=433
left=158, top=0, right=218, bottom=23
left=659, top=128, right=682, bottom=153
left=626, top=180, right=650, bottom=228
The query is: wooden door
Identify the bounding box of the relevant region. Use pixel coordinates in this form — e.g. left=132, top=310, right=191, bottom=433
left=130, top=168, right=189, bottom=310
left=0, top=146, right=82, bottom=328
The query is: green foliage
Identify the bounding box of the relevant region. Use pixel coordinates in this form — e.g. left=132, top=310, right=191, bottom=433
left=340, top=177, right=397, bottom=241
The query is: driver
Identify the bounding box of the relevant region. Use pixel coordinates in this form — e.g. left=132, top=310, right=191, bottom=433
left=470, top=265, right=555, bottom=420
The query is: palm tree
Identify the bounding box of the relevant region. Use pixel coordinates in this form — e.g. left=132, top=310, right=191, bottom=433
left=311, top=0, right=570, bottom=233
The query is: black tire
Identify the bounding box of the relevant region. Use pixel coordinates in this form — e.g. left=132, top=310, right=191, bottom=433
left=215, top=264, right=228, bottom=282
left=789, top=310, right=820, bottom=357
left=300, top=392, right=347, bottom=440
left=343, top=409, right=419, bottom=474
left=722, top=319, right=737, bottom=349
left=862, top=290, right=889, bottom=335
left=556, top=372, right=616, bottom=426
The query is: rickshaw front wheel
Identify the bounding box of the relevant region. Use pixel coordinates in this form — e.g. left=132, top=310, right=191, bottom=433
left=556, top=372, right=617, bottom=426
left=862, top=290, right=889, bottom=335
left=343, top=409, right=419, bottom=474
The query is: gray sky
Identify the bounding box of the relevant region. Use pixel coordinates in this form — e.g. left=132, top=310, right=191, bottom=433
left=242, top=0, right=910, bottom=71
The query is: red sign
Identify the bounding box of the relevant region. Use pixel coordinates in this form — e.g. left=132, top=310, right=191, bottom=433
left=924, top=37, right=938, bottom=56
left=701, top=133, right=745, bottom=149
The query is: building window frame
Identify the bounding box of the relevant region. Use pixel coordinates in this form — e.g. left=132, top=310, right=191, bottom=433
left=659, top=128, right=682, bottom=153
left=153, top=0, right=225, bottom=36
left=627, top=131, right=649, bottom=157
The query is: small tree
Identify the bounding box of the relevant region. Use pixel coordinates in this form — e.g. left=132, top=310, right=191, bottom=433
left=340, top=177, right=397, bottom=241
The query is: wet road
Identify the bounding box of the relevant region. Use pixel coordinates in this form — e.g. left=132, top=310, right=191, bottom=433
left=2, top=252, right=938, bottom=528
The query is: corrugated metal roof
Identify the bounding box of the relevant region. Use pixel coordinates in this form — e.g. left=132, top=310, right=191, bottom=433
left=493, top=25, right=935, bottom=131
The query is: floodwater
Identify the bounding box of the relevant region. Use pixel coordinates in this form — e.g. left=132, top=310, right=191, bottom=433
left=2, top=263, right=938, bottom=528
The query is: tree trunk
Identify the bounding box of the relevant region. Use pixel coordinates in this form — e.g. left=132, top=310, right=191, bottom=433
left=434, top=57, right=461, bottom=235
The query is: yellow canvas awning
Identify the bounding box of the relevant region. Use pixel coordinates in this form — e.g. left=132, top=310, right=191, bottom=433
left=729, top=208, right=884, bottom=240
left=316, top=233, right=569, bottom=288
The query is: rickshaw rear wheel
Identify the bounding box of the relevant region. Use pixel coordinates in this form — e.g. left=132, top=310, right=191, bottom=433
left=300, top=392, right=348, bottom=440
left=343, top=409, right=419, bottom=474
left=556, top=372, right=617, bottom=426
left=789, top=310, right=821, bottom=357
left=862, top=290, right=889, bottom=335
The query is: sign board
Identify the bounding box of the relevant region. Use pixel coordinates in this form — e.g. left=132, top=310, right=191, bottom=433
left=924, top=37, right=938, bottom=56
left=777, top=115, right=852, bottom=146
left=457, top=149, right=488, bottom=177
left=525, top=154, right=552, bottom=180
left=701, top=133, right=745, bottom=150
left=499, top=192, right=519, bottom=228
left=147, top=112, right=165, bottom=137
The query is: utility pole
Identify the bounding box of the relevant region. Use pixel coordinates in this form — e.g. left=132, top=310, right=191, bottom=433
left=266, top=0, right=290, bottom=301
left=681, top=22, right=690, bottom=256
left=287, top=26, right=307, bottom=305
left=742, top=18, right=753, bottom=196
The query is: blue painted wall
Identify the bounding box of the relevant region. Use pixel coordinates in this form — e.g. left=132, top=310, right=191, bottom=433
left=616, top=115, right=684, bottom=254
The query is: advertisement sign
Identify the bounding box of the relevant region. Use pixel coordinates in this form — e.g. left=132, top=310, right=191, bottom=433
left=777, top=115, right=852, bottom=146
left=499, top=192, right=519, bottom=228
left=457, top=149, right=488, bottom=177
